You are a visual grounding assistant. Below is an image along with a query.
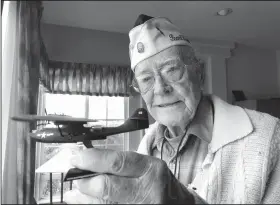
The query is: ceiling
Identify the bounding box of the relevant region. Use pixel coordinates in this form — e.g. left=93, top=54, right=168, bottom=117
left=42, top=1, right=280, bottom=50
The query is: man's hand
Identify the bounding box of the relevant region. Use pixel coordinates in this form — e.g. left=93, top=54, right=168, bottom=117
left=64, top=148, right=194, bottom=204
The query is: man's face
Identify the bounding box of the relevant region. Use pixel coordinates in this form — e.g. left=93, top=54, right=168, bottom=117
left=134, top=46, right=202, bottom=128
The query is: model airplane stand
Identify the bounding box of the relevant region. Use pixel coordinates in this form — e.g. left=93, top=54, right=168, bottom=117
left=35, top=147, right=79, bottom=204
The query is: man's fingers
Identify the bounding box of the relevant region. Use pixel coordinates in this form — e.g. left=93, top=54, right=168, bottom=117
left=76, top=174, right=144, bottom=204
left=64, top=189, right=113, bottom=204
left=71, top=148, right=153, bottom=177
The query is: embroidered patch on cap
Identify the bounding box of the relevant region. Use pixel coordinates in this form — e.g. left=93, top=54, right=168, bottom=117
left=169, top=34, right=190, bottom=43
left=137, top=42, right=145, bottom=53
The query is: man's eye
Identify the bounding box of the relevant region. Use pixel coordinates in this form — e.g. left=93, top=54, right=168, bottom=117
left=168, top=67, right=176, bottom=72
left=166, top=67, right=180, bottom=73
left=137, top=75, right=153, bottom=84
left=141, top=76, right=152, bottom=82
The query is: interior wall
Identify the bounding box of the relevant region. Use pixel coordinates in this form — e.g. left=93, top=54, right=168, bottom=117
left=226, top=44, right=279, bottom=103
left=41, top=23, right=130, bottom=66
left=276, top=50, right=280, bottom=95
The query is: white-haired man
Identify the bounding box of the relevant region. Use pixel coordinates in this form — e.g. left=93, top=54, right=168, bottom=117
left=65, top=14, right=280, bottom=204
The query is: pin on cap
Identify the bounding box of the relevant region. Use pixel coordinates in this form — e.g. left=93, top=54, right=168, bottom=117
left=137, top=42, right=145, bottom=53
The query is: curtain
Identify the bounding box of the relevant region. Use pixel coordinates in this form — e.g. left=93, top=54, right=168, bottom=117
left=1, top=0, right=4, bottom=14
left=2, top=1, right=43, bottom=204
left=40, top=60, right=134, bottom=97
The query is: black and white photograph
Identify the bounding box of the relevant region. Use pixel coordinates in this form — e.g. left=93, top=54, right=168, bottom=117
left=1, top=1, right=280, bottom=204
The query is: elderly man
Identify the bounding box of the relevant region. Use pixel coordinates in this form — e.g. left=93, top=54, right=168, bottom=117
left=65, top=14, right=280, bottom=204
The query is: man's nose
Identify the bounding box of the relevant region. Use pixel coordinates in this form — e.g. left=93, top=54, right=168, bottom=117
left=153, top=76, right=173, bottom=95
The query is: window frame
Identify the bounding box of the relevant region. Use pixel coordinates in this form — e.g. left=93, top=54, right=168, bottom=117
left=34, top=92, right=129, bottom=203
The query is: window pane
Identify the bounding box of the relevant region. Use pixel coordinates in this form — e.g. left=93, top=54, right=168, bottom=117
left=41, top=178, right=61, bottom=199
left=107, top=120, right=124, bottom=127
left=106, top=145, right=124, bottom=152
left=107, top=134, right=124, bottom=145
left=91, top=139, right=106, bottom=146
left=107, top=97, right=124, bottom=119
left=41, top=144, right=84, bottom=165
left=45, top=93, right=86, bottom=118
left=88, top=96, right=107, bottom=119
left=43, top=146, right=61, bottom=164
left=40, top=177, right=78, bottom=202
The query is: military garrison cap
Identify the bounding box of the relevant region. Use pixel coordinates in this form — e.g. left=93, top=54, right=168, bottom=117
left=128, top=14, right=192, bottom=71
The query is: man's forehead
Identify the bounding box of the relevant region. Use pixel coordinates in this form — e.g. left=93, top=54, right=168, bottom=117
left=135, top=56, right=182, bottom=75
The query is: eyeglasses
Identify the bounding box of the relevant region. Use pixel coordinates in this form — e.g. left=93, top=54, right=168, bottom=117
left=131, top=62, right=188, bottom=94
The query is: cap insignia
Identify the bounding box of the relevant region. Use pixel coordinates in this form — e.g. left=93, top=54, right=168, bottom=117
left=137, top=42, right=145, bottom=53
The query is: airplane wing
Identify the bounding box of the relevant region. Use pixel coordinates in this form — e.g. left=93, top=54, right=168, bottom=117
left=11, top=114, right=98, bottom=123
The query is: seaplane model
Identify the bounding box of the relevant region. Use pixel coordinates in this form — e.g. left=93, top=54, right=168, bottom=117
left=11, top=108, right=149, bottom=148
left=12, top=108, right=149, bottom=182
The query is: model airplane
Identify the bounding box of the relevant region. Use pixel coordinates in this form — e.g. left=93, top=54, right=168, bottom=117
left=12, top=108, right=149, bottom=181
left=12, top=108, right=149, bottom=148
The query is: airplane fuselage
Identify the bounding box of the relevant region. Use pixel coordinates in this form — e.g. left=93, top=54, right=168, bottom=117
left=30, top=108, right=149, bottom=144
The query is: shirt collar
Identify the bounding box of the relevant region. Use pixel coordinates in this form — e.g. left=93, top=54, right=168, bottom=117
left=208, top=95, right=253, bottom=153
left=151, top=95, right=254, bottom=153
left=153, top=97, right=212, bottom=151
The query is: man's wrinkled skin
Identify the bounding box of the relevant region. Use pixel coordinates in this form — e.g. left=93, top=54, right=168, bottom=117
left=65, top=148, right=194, bottom=204
left=135, top=46, right=203, bottom=137
left=65, top=45, right=202, bottom=204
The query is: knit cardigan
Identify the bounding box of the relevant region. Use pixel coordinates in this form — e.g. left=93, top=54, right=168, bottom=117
left=137, top=96, right=280, bottom=204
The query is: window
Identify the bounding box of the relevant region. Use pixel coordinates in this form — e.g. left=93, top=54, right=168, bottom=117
left=34, top=91, right=128, bottom=203
left=2, top=0, right=12, bottom=175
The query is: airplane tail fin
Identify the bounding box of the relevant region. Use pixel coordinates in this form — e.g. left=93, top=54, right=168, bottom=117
left=129, top=108, right=149, bottom=121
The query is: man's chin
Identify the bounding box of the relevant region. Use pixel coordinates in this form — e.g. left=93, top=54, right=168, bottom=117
left=159, top=116, right=189, bottom=128
left=153, top=108, right=189, bottom=126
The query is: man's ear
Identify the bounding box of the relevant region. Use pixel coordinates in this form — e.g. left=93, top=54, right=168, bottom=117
left=199, top=61, right=205, bottom=87
left=193, top=57, right=205, bottom=89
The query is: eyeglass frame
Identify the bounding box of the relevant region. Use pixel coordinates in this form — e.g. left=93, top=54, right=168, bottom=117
left=130, top=61, right=192, bottom=94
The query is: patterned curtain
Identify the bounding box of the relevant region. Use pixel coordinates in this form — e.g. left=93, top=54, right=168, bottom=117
left=2, top=1, right=43, bottom=204
left=40, top=60, right=134, bottom=97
